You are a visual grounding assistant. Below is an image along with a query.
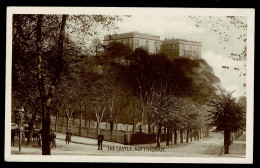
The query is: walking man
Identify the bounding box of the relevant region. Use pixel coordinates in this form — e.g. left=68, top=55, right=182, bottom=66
left=66, top=129, right=72, bottom=145
left=50, top=129, right=57, bottom=148
left=11, top=129, right=15, bottom=146
left=49, top=129, right=54, bottom=147
left=98, top=132, right=104, bottom=150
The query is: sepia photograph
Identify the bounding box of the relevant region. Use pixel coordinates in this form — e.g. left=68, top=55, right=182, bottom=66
left=5, top=7, right=254, bottom=163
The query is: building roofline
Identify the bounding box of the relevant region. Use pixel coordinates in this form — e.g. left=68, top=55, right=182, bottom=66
left=104, top=32, right=161, bottom=41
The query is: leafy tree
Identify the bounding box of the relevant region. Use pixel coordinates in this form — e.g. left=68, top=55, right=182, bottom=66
left=112, top=46, right=220, bottom=146
left=150, top=92, right=171, bottom=147
left=12, top=15, right=43, bottom=145
left=207, top=89, right=246, bottom=154
left=12, top=14, right=129, bottom=155
left=35, top=14, right=68, bottom=155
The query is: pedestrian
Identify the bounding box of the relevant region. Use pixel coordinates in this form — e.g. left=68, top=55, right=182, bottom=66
left=51, top=131, right=57, bottom=148
left=124, top=133, right=128, bottom=145
left=33, top=130, right=37, bottom=142
left=66, top=129, right=72, bottom=145
left=49, top=129, right=54, bottom=147
left=11, top=129, right=15, bottom=146
left=97, top=132, right=104, bottom=150
left=36, top=130, right=41, bottom=147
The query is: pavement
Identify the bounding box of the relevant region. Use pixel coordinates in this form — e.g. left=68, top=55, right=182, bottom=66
left=219, top=133, right=246, bottom=157
left=55, top=132, right=128, bottom=147
left=11, top=131, right=246, bottom=157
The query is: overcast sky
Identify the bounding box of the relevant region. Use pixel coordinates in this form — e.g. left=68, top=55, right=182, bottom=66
left=112, top=15, right=247, bottom=98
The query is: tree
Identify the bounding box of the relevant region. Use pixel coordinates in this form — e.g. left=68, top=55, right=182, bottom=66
left=207, top=89, right=246, bottom=154
left=151, top=92, right=171, bottom=147
left=35, top=14, right=67, bottom=155
left=12, top=15, right=43, bottom=145
left=115, top=47, right=219, bottom=147
left=12, top=14, right=129, bottom=155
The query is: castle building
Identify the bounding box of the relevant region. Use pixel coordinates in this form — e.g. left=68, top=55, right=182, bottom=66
left=162, top=38, right=202, bottom=59
left=104, top=32, right=202, bottom=59
left=103, top=32, right=162, bottom=54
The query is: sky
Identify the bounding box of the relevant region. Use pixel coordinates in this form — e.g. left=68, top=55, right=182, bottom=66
left=111, top=15, right=247, bottom=98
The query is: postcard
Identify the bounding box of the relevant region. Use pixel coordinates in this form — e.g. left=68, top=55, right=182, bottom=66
left=5, top=7, right=254, bottom=163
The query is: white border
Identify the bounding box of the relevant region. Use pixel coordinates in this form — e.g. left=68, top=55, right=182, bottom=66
left=5, top=7, right=255, bottom=163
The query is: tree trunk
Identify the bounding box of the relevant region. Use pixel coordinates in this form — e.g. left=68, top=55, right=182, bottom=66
left=170, top=129, right=173, bottom=145
left=186, top=129, right=189, bottom=143
left=96, top=120, right=101, bottom=137
left=36, top=14, right=50, bottom=155
left=41, top=105, right=51, bottom=155
left=72, top=113, right=75, bottom=126
left=84, top=105, right=87, bottom=127
left=110, top=120, right=113, bottom=141
left=62, top=116, right=64, bottom=132
left=66, top=117, right=69, bottom=132
left=190, top=130, right=193, bottom=142
left=55, top=114, right=58, bottom=132
left=140, top=106, right=144, bottom=133
left=148, top=117, right=151, bottom=134
left=88, top=109, right=91, bottom=128
left=166, top=128, right=170, bottom=146
left=115, top=122, right=118, bottom=142
left=36, top=14, right=67, bottom=155
left=157, top=123, right=162, bottom=147
left=139, top=124, right=142, bottom=134
left=174, top=128, right=177, bottom=145
left=224, top=129, right=230, bottom=154
left=132, top=96, right=136, bottom=134
left=180, top=129, right=183, bottom=143
left=200, top=129, right=202, bottom=139
left=26, top=122, right=34, bottom=146
left=79, top=105, right=82, bottom=136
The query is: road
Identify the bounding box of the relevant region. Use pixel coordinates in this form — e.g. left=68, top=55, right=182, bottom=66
left=11, top=131, right=245, bottom=157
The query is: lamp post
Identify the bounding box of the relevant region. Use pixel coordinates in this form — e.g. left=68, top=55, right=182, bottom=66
left=17, top=107, right=24, bottom=152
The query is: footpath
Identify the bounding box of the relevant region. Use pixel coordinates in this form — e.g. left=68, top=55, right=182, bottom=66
left=219, top=133, right=246, bottom=158
left=11, top=131, right=246, bottom=157
left=55, top=132, right=127, bottom=147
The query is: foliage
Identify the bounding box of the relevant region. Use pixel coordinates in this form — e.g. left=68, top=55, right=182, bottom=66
left=207, top=89, right=246, bottom=132
left=189, top=16, right=247, bottom=61
left=189, top=16, right=247, bottom=94
left=12, top=14, right=129, bottom=155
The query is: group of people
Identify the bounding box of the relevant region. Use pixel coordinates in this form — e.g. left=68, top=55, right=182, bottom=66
left=11, top=127, right=41, bottom=146
left=33, top=130, right=41, bottom=146
left=65, top=129, right=104, bottom=150
left=11, top=127, right=105, bottom=150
